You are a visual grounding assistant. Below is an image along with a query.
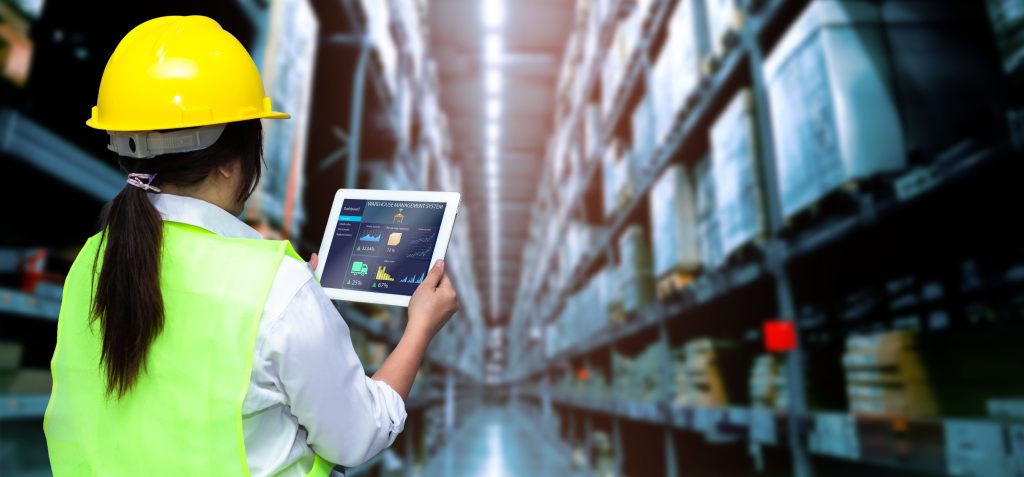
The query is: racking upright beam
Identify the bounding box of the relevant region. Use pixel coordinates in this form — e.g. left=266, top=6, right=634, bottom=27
left=346, top=42, right=370, bottom=189
left=738, top=6, right=813, bottom=477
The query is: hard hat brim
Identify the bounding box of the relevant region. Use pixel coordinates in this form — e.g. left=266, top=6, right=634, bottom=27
left=86, top=111, right=291, bottom=132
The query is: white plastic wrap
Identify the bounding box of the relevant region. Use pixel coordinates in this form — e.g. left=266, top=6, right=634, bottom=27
left=704, top=0, right=743, bottom=57
left=650, top=164, right=701, bottom=278
left=710, top=89, right=766, bottom=259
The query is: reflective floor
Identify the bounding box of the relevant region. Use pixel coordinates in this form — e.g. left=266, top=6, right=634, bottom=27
left=421, top=404, right=588, bottom=477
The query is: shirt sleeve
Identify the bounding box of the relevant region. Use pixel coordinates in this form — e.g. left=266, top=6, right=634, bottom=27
left=265, top=262, right=407, bottom=467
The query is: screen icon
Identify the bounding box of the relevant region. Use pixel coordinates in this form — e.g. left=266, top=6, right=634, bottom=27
left=376, top=265, right=395, bottom=281
left=393, top=209, right=405, bottom=224
left=350, top=261, right=369, bottom=276
left=388, top=232, right=403, bottom=246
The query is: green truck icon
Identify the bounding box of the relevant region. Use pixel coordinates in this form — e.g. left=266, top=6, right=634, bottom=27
left=350, top=261, right=369, bottom=276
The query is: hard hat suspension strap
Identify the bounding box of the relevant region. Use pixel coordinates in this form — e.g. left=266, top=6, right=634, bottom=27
left=107, top=123, right=227, bottom=159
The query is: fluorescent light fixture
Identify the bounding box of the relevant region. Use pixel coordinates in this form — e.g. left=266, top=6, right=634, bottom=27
left=486, top=98, right=501, bottom=120
left=485, top=68, right=502, bottom=94
left=484, top=34, right=502, bottom=65
left=486, top=122, right=500, bottom=142
left=482, top=0, right=505, bottom=29
left=486, top=159, right=499, bottom=174
left=486, top=143, right=498, bottom=160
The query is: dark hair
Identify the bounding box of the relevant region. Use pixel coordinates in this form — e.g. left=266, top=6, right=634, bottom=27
left=92, top=119, right=264, bottom=399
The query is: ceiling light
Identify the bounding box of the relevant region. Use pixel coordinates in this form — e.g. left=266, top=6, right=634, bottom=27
left=486, top=159, right=499, bottom=174
left=486, top=143, right=498, bottom=161
left=485, top=68, right=502, bottom=94
left=481, top=0, right=505, bottom=29
left=486, top=122, right=500, bottom=143
left=484, top=34, right=502, bottom=65
left=486, top=98, right=501, bottom=120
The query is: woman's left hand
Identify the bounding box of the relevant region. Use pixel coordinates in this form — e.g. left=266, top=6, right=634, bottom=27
left=308, top=253, right=319, bottom=271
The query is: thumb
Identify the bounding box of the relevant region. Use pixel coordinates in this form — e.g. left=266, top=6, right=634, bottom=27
left=421, top=259, right=445, bottom=288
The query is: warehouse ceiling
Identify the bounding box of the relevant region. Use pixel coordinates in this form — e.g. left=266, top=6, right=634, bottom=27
left=428, top=0, right=574, bottom=324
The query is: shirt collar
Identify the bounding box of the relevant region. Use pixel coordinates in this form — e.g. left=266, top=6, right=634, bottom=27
left=148, top=193, right=263, bottom=240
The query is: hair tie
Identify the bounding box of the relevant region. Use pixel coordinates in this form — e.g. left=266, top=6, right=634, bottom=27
left=126, top=173, right=161, bottom=193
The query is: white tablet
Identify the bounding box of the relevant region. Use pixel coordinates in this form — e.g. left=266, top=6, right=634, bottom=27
left=315, top=189, right=461, bottom=307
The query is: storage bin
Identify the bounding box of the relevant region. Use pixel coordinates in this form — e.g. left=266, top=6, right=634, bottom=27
left=710, top=89, right=766, bottom=260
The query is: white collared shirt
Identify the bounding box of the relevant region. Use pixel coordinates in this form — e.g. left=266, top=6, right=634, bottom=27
left=149, top=194, right=406, bottom=476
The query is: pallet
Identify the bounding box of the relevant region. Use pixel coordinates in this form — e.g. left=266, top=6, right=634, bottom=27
left=656, top=268, right=698, bottom=300
left=609, top=305, right=628, bottom=326
left=782, top=176, right=889, bottom=233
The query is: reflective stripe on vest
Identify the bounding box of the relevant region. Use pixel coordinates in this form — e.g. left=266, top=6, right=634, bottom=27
left=44, top=221, right=334, bottom=477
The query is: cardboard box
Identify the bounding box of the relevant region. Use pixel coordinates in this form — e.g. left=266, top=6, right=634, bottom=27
left=766, top=1, right=1004, bottom=220
left=848, top=383, right=937, bottom=417
left=710, top=89, right=766, bottom=259
left=618, top=225, right=654, bottom=313
left=986, top=0, right=1024, bottom=77
left=649, top=164, right=701, bottom=278
left=704, top=0, right=744, bottom=58
left=651, top=0, right=712, bottom=144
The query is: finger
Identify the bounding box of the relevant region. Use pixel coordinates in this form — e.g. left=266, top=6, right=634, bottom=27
left=308, top=253, right=319, bottom=270
left=439, top=272, right=455, bottom=293
left=420, top=259, right=445, bottom=288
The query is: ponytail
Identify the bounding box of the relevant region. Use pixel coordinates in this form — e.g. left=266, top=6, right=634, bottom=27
left=90, top=119, right=264, bottom=398
left=92, top=185, right=165, bottom=399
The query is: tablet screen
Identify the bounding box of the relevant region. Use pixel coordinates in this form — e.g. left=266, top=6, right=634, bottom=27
left=320, top=199, right=447, bottom=296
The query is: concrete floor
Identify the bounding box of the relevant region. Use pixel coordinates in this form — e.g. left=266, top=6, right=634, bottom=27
left=420, top=404, right=589, bottom=477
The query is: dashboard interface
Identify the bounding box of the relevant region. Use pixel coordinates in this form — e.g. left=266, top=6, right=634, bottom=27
left=321, top=199, right=446, bottom=296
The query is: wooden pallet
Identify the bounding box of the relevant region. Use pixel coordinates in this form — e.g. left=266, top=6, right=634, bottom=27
left=782, top=176, right=889, bottom=232
left=656, top=268, right=698, bottom=300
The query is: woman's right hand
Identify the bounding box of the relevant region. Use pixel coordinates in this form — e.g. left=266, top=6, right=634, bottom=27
left=406, top=260, right=459, bottom=339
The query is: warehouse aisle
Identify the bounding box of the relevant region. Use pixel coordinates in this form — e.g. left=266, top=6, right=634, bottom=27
left=420, top=404, right=586, bottom=477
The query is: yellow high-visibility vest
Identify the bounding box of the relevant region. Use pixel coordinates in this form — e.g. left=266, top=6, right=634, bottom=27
left=44, top=221, right=333, bottom=476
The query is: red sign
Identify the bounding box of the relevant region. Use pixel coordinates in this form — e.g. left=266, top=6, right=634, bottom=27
left=763, top=320, right=797, bottom=352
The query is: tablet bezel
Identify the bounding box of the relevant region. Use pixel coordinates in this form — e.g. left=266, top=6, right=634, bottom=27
left=314, top=189, right=461, bottom=307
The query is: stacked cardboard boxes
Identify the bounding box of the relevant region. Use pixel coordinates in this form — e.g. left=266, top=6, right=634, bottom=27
left=359, top=0, right=397, bottom=92
left=602, top=139, right=633, bottom=219
left=749, top=354, right=788, bottom=410
left=710, top=89, right=766, bottom=261
left=704, top=0, right=744, bottom=60
left=650, top=0, right=711, bottom=146
left=618, top=225, right=655, bottom=314
left=767, top=0, right=1004, bottom=220
left=631, top=96, right=657, bottom=173
left=986, top=0, right=1024, bottom=79
left=843, top=330, right=937, bottom=417
left=695, top=157, right=725, bottom=270
left=649, top=164, right=701, bottom=298
left=592, top=431, right=616, bottom=477
left=673, top=338, right=736, bottom=406
left=602, top=3, right=643, bottom=118
left=614, top=342, right=669, bottom=403
left=601, top=266, right=626, bottom=325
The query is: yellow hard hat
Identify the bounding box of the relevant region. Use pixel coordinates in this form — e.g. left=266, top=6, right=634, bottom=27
left=86, top=15, right=289, bottom=132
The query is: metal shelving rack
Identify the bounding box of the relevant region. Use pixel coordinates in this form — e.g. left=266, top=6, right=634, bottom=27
left=323, top=2, right=487, bottom=475
left=507, top=0, right=1024, bottom=476
left=0, top=9, right=484, bottom=477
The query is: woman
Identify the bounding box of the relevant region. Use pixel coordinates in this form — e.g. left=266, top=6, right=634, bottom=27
left=43, top=16, right=458, bottom=477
